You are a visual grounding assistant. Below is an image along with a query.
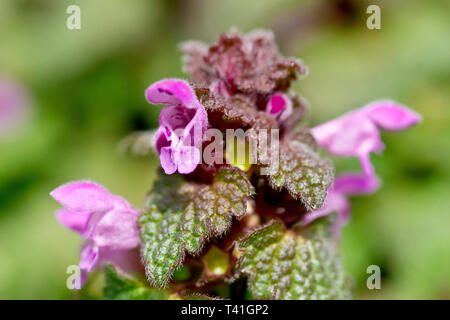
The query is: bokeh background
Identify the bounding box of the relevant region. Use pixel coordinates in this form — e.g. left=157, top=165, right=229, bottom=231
left=0, top=0, right=449, bottom=299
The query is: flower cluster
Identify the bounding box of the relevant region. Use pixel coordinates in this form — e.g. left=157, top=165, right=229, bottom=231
left=51, top=29, right=420, bottom=299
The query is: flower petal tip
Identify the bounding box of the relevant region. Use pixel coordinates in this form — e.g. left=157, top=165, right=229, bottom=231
left=145, top=78, right=196, bottom=107
left=50, top=181, right=114, bottom=213
left=365, top=100, right=422, bottom=131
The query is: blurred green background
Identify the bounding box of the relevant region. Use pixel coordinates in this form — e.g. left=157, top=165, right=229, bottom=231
left=0, top=0, right=449, bottom=299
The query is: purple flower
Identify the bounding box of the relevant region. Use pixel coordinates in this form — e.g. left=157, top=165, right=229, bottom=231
left=266, top=92, right=292, bottom=122
left=51, top=181, right=141, bottom=286
left=146, top=79, right=208, bottom=174
left=304, top=100, right=421, bottom=237
left=311, top=100, right=421, bottom=177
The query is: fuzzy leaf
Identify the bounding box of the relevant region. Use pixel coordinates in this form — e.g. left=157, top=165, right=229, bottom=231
left=267, top=128, right=334, bottom=210
left=181, top=29, right=306, bottom=95
left=139, top=167, right=254, bottom=287
left=180, top=40, right=214, bottom=84
left=104, top=265, right=217, bottom=300
left=195, top=85, right=278, bottom=131
left=104, top=265, right=168, bottom=300
left=235, top=219, right=351, bottom=300
left=181, top=293, right=223, bottom=300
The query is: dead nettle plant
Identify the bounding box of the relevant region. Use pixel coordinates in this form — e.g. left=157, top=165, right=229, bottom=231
left=51, top=29, right=421, bottom=300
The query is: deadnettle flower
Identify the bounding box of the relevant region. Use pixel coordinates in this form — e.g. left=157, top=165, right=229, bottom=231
left=266, top=92, right=292, bottom=122
left=304, top=100, right=421, bottom=235
left=51, top=181, right=140, bottom=286
left=311, top=100, right=421, bottom=177
left=146, top=79, right=208, bottom=174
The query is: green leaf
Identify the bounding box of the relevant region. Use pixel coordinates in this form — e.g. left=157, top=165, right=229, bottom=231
left=235, top=219, right=352, bottom=300
left=104, top=265, right=168, bottom=300
left=139, top=167, right=254, bottom=287
left=103, top=265, right=218, bottom=300
left=267, top=128, right=334, bottom=210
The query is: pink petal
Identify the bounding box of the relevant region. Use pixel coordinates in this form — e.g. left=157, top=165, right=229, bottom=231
left=310, top=115, right=342, bottom=147
left=79, top=269, right=88, bottom=287
left=50, top=181, right=115, bottom=213
left=112, top=195, right=139, bottom=212
left=96, top=247, right=144, bottom=275
left=333, top=173, right=380, bottom=195
left=55, top=209, right=90, bottom=233
left=266, top=92, right=293, bottom=122
left=312, top=100, right=420, bottom=158
left=182, top=106, right=208, bottom=145
left=300, top=190, right=350, bottom=227
left=81, top=211, right=107, bottom=239
left=78, top=247, right=142, bottom=288
left=311, top=111, right=383, bottom=157
left=158, top=103, right=207, bottom=149
left=147, top=79, right=208, bottom=174
left=91, top=208, right=140, bottom=250
left=159, top=104, right=193, bottom=132
left=153, top=127, right=170, bottom=154
left=146, top=79, right=197, bottom=108
left=267, top=93, right=287, bottom=115
left=160, top=146, right=177, bottom=174
left=364, top=100, right=422, bottom=131
left=176, top=146, right=201, bottom=174
left=79, top=241, right=99, bottom=273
